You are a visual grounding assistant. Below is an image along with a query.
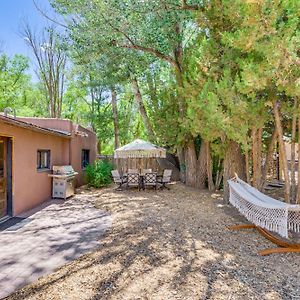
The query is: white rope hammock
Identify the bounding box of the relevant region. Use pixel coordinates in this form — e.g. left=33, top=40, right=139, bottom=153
left=228, top=177, right=300, bottom=238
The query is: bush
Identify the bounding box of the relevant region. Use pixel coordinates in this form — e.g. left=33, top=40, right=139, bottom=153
left=86, top=160, right=113, bottom=188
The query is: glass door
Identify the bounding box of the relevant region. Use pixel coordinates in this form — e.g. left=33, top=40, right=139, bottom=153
left=0, top=137, right=7, bottom=218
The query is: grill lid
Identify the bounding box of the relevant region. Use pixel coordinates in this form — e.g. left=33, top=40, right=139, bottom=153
left=53, top=165, right=76, bottom=175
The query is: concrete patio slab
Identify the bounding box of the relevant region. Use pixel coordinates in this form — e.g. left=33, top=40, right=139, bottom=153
left=0, top=195, right=111, bottom=299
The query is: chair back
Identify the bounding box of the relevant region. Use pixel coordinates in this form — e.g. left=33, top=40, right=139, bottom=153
left=141, top=168, right=152, bottom=175
left=162, top=169, right=172, bottom=183
left=128, top=169, right=139, bottom=174
left=111, top=170, right=122, bottom=183
left=127, top=173, right=140, bottom=186
left=144, top=172, right=157, bottom=186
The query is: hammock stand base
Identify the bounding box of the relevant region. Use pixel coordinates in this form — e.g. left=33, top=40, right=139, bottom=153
left=228, top=224, right=300, bottom=256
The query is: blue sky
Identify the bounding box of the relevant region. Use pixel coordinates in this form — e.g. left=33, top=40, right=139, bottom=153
left=0, top=0, right=57, bottom=77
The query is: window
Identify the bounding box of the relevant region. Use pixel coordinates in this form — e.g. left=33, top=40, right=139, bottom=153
left=37, top=150, right=50, bottom=170
left=82, top=149, right=90, bottom=169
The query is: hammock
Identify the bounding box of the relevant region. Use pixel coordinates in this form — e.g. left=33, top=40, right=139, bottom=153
left=228, top=177, right=300, bottom=238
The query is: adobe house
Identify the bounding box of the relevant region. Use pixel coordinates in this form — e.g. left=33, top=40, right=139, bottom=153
left=0, top=115, right=97, bottom=219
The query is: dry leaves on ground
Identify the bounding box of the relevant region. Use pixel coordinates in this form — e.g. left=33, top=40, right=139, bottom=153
left=8, top=183, right=300, bottom=300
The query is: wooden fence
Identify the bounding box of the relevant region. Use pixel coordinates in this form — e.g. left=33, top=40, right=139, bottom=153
left=98, top=154, right=180, bottom=180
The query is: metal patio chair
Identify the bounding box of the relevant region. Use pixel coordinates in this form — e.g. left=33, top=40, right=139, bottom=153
left=127, top=173, right=140, bottom=190
left=157, top=169, right=172, bottom=190
left=144, top=172, right=157, bottom=190
left=111, top=170, right=127, bottom=190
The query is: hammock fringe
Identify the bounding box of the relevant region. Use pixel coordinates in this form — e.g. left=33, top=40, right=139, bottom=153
left=228, top=178, right=300, bottom=238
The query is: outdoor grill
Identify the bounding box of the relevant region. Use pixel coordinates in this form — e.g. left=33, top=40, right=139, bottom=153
left=48, top=165, right=78, bottom=199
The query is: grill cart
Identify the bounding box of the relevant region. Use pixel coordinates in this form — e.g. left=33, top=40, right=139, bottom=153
left=48, top=165, right=78, bottom=199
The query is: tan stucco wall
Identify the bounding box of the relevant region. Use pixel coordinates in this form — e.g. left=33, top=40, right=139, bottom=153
left=0, top=118, right=98, bottom=215
left=0, top=116, right=98, bottom=215
left=71, top=125, right=98, bottom=186
left=0, top=122, right=70, bottom=215
left=19, top=118, right=98, bottom=186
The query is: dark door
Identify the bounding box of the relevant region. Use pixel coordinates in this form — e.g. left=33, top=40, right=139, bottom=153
left=0, top=137, right=7, bottom=218
left=0, top=137, right=12, bottom=218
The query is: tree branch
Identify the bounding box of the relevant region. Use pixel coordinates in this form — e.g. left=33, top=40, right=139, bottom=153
left=118, top=43, right=180, bottom=71
left=99, top=11, right=180, bottom=70
left=33, top=0, right=68, bottom=29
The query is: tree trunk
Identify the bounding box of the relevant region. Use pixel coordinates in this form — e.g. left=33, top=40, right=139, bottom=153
left=290, top=99, right=297, bottom=203
left=273, top=99, right=290, bottom=203
left=262, top=127, right=278, bottom=187
left=206, top=141, right=215, bottom=191
left=257, top=127, right=263, bottom=189
left=184, top=139, right=208, bottom=189
left=97, top=140, right=102, bottom=155
left=223, top=141, right=246, bottom=202
left=252, top=127, right=263, bottom=189
left=196, top=140, right=207, bottom=189
left=131, top=77, right=155, bottom=141
left=252, top=128, right=258, bottom=188
left=185, top=140, right=198, bottom=187
left=215, top=158, right=223, bottom=191
left=111, top=88, right=120, bottom=150
left=245, top=147, right=250, bottom=184
left=297, top=116, right=300, bottom=204
left=177, top=146, right=186, bottom=183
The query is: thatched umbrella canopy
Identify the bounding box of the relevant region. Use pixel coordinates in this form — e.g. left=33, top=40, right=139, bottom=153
left=114, top=139, right=166, bottom=159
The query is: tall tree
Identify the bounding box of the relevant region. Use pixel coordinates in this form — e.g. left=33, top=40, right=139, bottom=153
left=111, top=88, right=120, bottom=149
left=23, top=25, right=67, bottom=118
left=51, top=0, right=207, bottom=187
left=131, top=76, right=154, bottom=141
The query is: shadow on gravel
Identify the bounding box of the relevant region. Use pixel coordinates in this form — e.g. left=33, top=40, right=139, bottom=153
left=8, top=184, right=300, bottom=300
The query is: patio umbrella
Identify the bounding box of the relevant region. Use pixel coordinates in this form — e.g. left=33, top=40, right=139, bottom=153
left=114, top=139, right=166, bottom=159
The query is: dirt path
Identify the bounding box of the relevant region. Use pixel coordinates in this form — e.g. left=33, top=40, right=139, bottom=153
left=8, top=183, right=300, bottom=300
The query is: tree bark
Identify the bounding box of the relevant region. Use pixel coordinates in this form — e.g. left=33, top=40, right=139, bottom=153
left=297, top=116, right=300, bottom=204
left=196, top=140, right=207, bottom=189
left=252, top=127, right=263, bottom=189
left=185, top=140, right=198, bottom=187
left=252, top=127, right=258, bottom=188
left=131, top=77, right=155, bottom=141
left=223, top=141, right=246, bottom=202
left=97, top=140, right=102, bottom=155
left=257, top=127, right=263, bottom=189
left=177, top=146, right=186, bottom=183
left=262, top=127, right=278, bottom=187
left=273, top=98, right=290, bottom=203
left=206, top=141, right=215, bottom=191
left=290, top=99, right=297, bottom=203
left=245, top=148, right=250, bottom=184
left=111, top=88, right=120, bottom=150
left=184, top=139, right=208, bottom=189
left=215, top=158, right=223, bottom=191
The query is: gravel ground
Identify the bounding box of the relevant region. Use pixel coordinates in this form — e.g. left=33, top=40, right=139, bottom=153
left=6, top=183, right=300, bottom=300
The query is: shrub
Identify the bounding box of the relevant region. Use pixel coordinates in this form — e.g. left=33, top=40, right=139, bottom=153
left=86, top=160, right=113, bottom=188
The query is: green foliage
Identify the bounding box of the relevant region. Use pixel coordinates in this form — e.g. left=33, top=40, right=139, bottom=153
left=0, top=54, right=30, bottom=110
left=1, top=0, right=299, bottom=174
left=85, top=160, right=113, bottom=188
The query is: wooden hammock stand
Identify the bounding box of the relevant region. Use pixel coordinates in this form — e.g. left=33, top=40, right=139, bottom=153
left=228, top=224, right=300, bottom=256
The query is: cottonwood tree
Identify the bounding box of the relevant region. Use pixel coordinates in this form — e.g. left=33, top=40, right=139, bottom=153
left=23, top=24, right=67, bottom=118
left=51, top=0, right=208, bottom=187
left=50, top=0, right=300, bottom=201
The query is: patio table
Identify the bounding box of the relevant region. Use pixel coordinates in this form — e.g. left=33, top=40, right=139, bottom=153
left=123, top=172, right=159, bottom=190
